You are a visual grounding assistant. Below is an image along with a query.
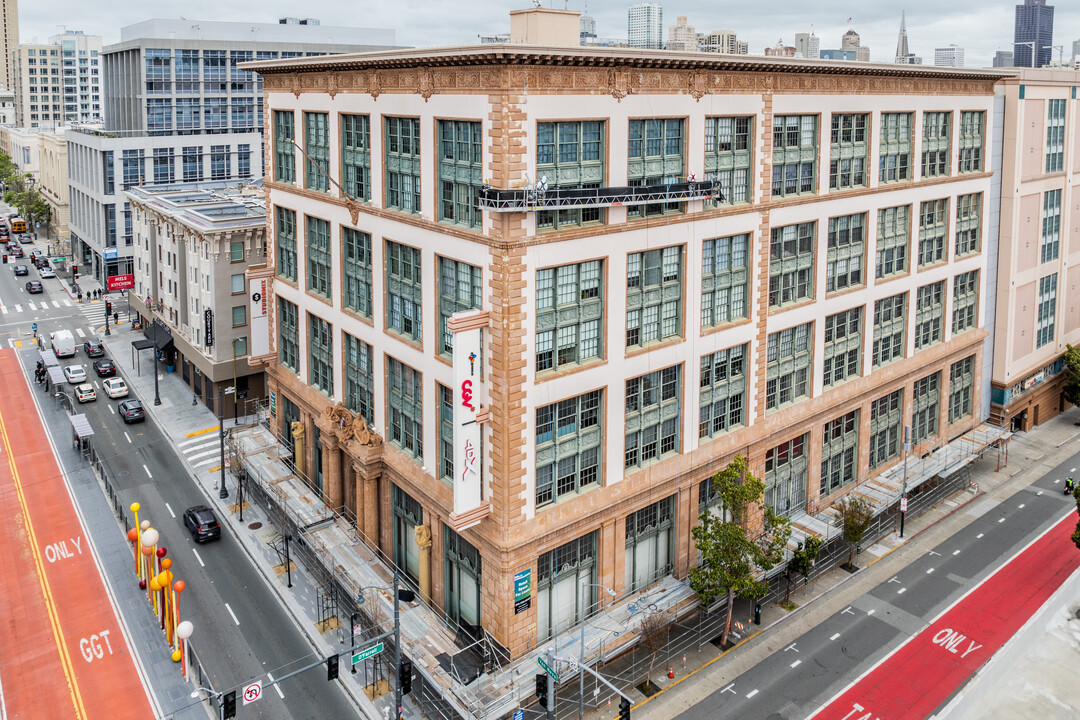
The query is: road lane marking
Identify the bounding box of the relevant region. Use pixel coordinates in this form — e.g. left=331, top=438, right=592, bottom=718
left=721, top=684, right=736, bottom=695
left=63, top=300, right=71, bottom=306
left=867, top=609, right=876, bottom=616
left=27, top=302, right=35, bottom=310
left=107, top=405, right=114, bottom=414
left=999, top=517, right=1006, bottom=523
left=830, top=633, right=841, bottom=641
left=183, top=425, right=220, bottom=439
left=187, top=449, right=220, bottom=461
left=790, top=660, right=801, bottom=669
left=165, top=503, right=175, bottom=519
left=952, top=550, right=960, bottom=556
left=746, top=689, right=758, bottom=699
left=784, top=643, right=798, bottom=652
left=14, top=304, right=21, bottom=312
left=143, top=464, right=152, bottom=478
left=123, top=431, right=131, bottom=444
left=192, top=548, right=205, bottom=567
left=75, top=328, right=84, bottom=338
left=52, top=301, right=60, bottom=308
left=897, top=588, right=907, bottom=595
left=888, top=576, right=901, bottom=584
left=1018, top=504, right=1025, bottom=509
left=977, top=533, right=984, bottom=539
left=927, top=568, right=935, bottom=574
left=841, top=606, right=854, bottom=615
left=225, top=603, right=239, bottom=626
left=266, top=673, right=285, bottom=699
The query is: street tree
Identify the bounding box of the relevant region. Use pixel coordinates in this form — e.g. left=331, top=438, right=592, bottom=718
left=1070, top=485, right=1080, bottom=551
left=1063, top=345, right=1080, bottom=408
left=689, top=455, right=791, bottom=646
left=834, top=496, right=874, bottom=568
left=783, top=535, right=824, bottom=603
left=637, top=610, right=668, bottom=694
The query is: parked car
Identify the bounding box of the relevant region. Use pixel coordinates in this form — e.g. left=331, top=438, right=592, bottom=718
left=83, top=340, right=105, bottom=358
left=75, top=384, right=97, bottom=403
left=183, top=505, right=221, bottom=543
left=39, top=266, right=55, bottom=279
left=102, top=377, right=128, bottom=398
left=19, top=234, right=31, bottom=244
left=64, top=365, right=87, bottom=384
left=12, top=264, right=28, bottom=276
left=92, top=358, right=116, bottom=377
left=118, top=399, right=145, bottom=423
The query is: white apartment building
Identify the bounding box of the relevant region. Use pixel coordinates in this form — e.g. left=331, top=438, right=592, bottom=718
left=795, top=32, right=820, bottom=59
left=11, top=31, right=103, bottom=128
left=935, top=45, right=966, bottom=68
left=628, top=3, right=663, bottom=50
left=701, top=30, right=748, bottom=55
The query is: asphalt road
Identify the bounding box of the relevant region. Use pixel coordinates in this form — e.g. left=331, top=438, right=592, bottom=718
left=673, top=455, right=1080, bottom=720
left=1, top=233, right=360, bottom=719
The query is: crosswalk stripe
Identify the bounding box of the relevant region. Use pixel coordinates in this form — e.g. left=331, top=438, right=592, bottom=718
left=181, top=439, right=219, bottom=454
left=27, top=302, right=35, bottom=310
left=63, top=299, right=71, bottom=306
left=0, top=307, right=6, bottom=314
left=192, top=458, right=217, bottom=469
left=187, top=449, right=220, bottom=461
left=52, top=301, right=60, bottom=308
left=75, top=328, right=85, bottom=338
left=14, top=304, right=21, bottom=312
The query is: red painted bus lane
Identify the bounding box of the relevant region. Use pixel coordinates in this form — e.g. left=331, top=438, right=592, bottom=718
left=810, top=513, right=1080, bottom=720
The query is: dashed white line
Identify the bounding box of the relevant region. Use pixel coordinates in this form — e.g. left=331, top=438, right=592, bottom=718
left=124, top=431, right=132, bottom=444
left=746, top=689, right=759, bottom=699
left=790, top=659, right=801, bottom=669
left=976, top=533, right=984, bottom=539
left=952, top=550, right=961, bottom=556
left=192, top=548, right=205, bottom=567
left=897, top=587, right=907, bottom=595
left=1018, top=503, right=1025, bottom=509
left=225, top=603, right=240, bottom=626
left=867, top=609, right=876, bottom=616
left=830, top=633, right=841, bottom=641
left=107, top=405, right=114, bottom=414
left=266, top=673, right=285, bottom=699
left=926, top=568, right=935, bottom=574
left=998, top=517, right=1006, bottom=523
left=143, top=464, right=152, bottom=478
left=165, top=503, right=175, bottom=518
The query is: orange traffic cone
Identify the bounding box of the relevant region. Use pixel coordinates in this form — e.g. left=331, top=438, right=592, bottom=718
left=668, top=666, right=674, bottom=679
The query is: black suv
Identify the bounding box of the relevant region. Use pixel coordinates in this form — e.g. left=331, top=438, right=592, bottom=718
left=183, top=506, right=221, bottom=543
left=118, top=399, right=145, bottom=423
left=83, top=340, right=105, bottom=357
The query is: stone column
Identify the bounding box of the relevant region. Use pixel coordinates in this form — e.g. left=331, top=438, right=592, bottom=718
left=290, top=421, right=306, bottom=479
left=363, top=473, right=379, bottom=545
left=415, top=524, right=433, bottom=604
left=322, top=434, right=342, bottom=509
left=303, top=414, right=315, bottom=483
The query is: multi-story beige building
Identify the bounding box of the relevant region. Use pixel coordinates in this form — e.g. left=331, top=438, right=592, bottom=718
left=249, top=30, right=1002, bottom=658
left=701, top=29, right=748, bottom=55
left=991, top=69, right=1080, bottom=430
left=666, top=16, right=698, bottom=52
left=39, top=129, right=70, bottom=241
left=0, top=0, right=18, bottom=91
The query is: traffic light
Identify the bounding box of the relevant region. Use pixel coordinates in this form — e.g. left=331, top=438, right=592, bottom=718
left=327, top=654, right=339, bottom=680
left=619, top=698, right=631, bottom=720
left=2, top=254, right=6, bottom=264
left=105, top=300, right=112, bottom=315
left=399, top=657, right=413, bottom=695
left=535, top=673, right=548, bottom=708
left=222, top=691, right=237, bottom=719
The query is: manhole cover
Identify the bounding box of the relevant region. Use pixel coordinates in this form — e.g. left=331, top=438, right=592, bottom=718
left=248, top=521, right=263, bottom=530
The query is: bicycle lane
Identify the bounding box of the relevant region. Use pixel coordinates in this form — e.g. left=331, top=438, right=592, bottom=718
left=0, top=349, right=153, bottom=720
left=808, top=509, right=1080, bottom=720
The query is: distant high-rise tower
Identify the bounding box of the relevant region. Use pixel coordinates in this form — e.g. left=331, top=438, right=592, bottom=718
left=934, top=45, right=965, bottom=67
left=0, top=0, right=20, bottom=90
left=795, top=32, right=819, bottom=59
left=993, top=50, right=1015, bottom=67
left=1014, top=0, right=1054, bottom=68
left=628, top=3, right=663, bottom=50
left=895, top=11, right=910, bottom=63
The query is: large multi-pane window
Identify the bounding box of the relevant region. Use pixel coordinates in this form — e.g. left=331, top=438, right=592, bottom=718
left=147, top=98, right=172, bottom=134
left=952, top=271, right=979, bottom=335
left=152, top=147, right=175, bottom=184
left=826, top=213, right=865, bottom=292
left=764, top=435, right=807, bottom=517
left=625, top=366, right=680, bottom=470
left=122, top=149, right=144, bottom=189
left=876, top=205, right=909, bottom=278
left=772, top=115, right=817, bottom=197
left=829, top=113, right=868, bottom=190
left=275, top=206, right=297, bottom=282
left=343, top=333, right=374, bottom=424
left=536, top=261, right=603, bottom=372
left=387, top=357, right=423, bottom=461
left=699, top=345, right=746, bottom=439
left=769, top=222, right=814, bottom=307
left=958, top=111, right=984, bottom=173
left=274, top=111, right=295, bottom=183
left=626, top=247, right=682, bottom=348
left=536, top=390, right=601, bottom=507
left=821, top=410, right=858, bottom=495
left=915, top=281, right=945, bottom=350
left=704, top=116, right=752, bottom=204
left=341, top=114, right=371, bottom=201
left=1046, top=99, right=1066, bottom=174
left=869, top=389, right=903, bottom=469
left=1037, top=273, right=1058, bottom=348
left=701, top=234, right=749, bottom=327
left=1041, top=189, right=1062, bottom=263
left=912, top=372, right=940, bottom=444
left=537, top=533, right=597, bottom=641
left=872, top=293, right=907, bottom=367
left=823, top=307, right=862, bottom=387
left=277, top=297, right=299, bottom=372
left=536, top=121, right=604, bottom=230
left=308, top=314, right=333, bottom=396
left=879, top=112, right=912, bottom=183
left=210, top=145, right=230, bottom=180
left=918, top=199, right=948, bottom=267
left=948, top=355, right=975, bottom=424
left=342, top=228, right=372, bottom=319
left=625, top=496, right=675, bottom=592
left=438, top=258, right=482, bottom=357
left=438, top=120, right=483, bottom=228
left=766, top=323, right=812, bottom=412
left=955, top=193, right=981, bottom=257
left=385, top=117, right=421, bottom=213
left=306, top=216, right=331, bottom=298
left=438, top=384, right=454, bottom=482
left=921, top=112, right=950, bottom=178
left=386, top=241, right=423, bottom=343
left=628, top=118, right=684, bottom=217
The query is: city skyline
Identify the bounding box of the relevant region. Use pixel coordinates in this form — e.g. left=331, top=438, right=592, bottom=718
left=18, top=1, right=1080, bottom=67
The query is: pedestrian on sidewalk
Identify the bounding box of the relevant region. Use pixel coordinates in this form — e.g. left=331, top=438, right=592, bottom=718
left=77, top=291, right=82, bottom=302
left=113, top=312, right=119, bottom=325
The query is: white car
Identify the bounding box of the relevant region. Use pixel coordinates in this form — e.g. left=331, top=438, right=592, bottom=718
left=102, top=377, right=129, bottom=399
left=75, top=384, right=97, bottom=403
left=39, top=266, right=55, bottom=278
left=64, top=365, right=87, bottom=384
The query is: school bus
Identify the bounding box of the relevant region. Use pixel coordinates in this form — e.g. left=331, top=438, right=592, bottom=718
left=10, top=217, right=27, bottom=233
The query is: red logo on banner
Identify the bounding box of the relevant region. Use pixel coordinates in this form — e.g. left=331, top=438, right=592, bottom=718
left=460, top=379, right=475, bottom=411
left=107, top=274, right=134, bottom=291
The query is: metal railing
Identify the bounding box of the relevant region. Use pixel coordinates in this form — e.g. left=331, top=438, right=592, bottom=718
left=476, top=180, right=721, bottom=212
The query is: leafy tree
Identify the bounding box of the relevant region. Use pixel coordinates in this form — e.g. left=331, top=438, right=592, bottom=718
left=834, top=496, right=874, bottom=568
left=784, top=536, right=824, bottom=602
left=689, top=455, right=791, bottom=646
left=1071, top=485, right=1080, bottom=550
left=1064, top=344, right=1080, bottom=408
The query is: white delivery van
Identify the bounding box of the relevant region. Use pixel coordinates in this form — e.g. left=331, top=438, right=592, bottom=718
left=50, top=329, right=76, bottom=358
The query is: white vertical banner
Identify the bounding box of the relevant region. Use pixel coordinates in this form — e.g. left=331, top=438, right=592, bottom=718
left=249, top=276, right=270, bottom=356
left=451, top=310, right=486, bottom=527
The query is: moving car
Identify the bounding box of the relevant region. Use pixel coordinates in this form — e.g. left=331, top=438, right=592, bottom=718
left=25, top=281, right=43, bottom=294
left=118, top=399, right=145, bottom=424
left=7, top=245, right=22, bottom=258
left=75, top=384, right=97, bottom=403
left=29, top=250, right=42, bottom=262
left=183, top=506, right=221, bottom=543
left=102, top=377, right=128, bottom=398
left=93, top=358, right=116, bottom=377
left=64, top=365, right=87, bottom=384
left=12, top=264, right=27, bottom=276
left=83, top=339, right=105, bottom=357
left=39, top=267, right=55, bottom=279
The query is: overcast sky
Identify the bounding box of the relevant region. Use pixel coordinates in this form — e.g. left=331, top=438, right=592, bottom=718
left=21, top=1, right=1080, bottom=68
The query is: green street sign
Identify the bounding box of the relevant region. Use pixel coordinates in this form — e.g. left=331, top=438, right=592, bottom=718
left=537, top=656, right=558, bottom=682
left=352, top=642, right=384, bottom=665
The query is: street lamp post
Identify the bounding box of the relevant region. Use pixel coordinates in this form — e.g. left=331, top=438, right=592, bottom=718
left=354, top=574, right=406, bottom=718
left=232, top=338, right=239, bottom=425
left=578, top=582, right=616, bottom=720
left=218, top=385, right=229, bottom=499
left=153, top=341, right=161, bottom=406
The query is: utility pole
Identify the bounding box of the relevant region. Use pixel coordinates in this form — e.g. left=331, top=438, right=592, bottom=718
left=900, top=425, right=911, bottom=538
left=394, top=561, right=402, bottom=720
